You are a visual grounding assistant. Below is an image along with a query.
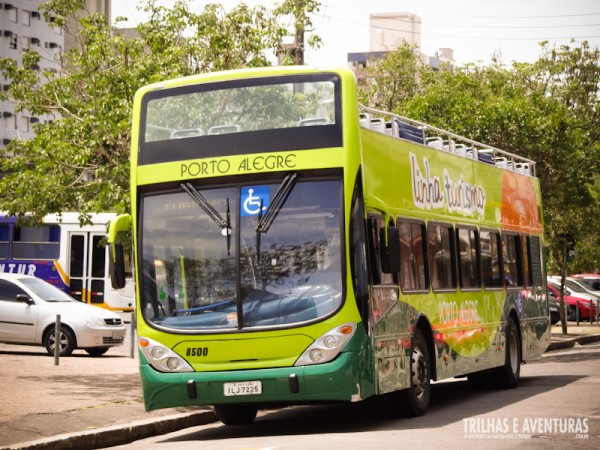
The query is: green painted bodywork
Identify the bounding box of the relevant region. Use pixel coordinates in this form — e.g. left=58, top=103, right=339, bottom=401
left=139, top=323, right=375, bottom=411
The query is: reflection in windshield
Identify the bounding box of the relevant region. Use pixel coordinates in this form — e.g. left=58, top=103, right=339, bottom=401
left=141, top=179, right=343, bottom=331
left=144, top=79, right=336, bottom=143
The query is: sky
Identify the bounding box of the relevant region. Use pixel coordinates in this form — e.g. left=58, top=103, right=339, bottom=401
left=112, top=0, right=600, bottom=66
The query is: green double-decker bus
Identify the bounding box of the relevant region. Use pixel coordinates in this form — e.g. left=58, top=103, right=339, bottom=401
left=108, top=66, right=549, bottom=425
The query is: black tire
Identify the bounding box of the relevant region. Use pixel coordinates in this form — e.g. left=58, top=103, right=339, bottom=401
left=399, top=328, right=431, bottom=416
left=85, top=347, right=109, bottom=357
left=494, top=316, right=521, bottom=389
left=43, top=326, right=76, bottom=357
left=213, top=404, right=258, bottom=425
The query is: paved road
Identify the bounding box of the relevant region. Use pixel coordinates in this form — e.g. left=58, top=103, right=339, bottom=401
left=115, top=343, right=600, bottom=449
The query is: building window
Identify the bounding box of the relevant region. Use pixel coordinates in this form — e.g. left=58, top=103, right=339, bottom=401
left=20, top=116, right=31, bottom=132
left=23, top=10, right=31, bottom=26
left=9, top=35, right=18, bottom=50
left=8, top=7, right=18, bottom=23
left=21, top=36, right=31, bottom=51
left=5, top=114, right=17, bottom=130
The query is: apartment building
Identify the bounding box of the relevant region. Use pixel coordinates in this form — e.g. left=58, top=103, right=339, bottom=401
left=348, top=12, right=455, bottom=82
left=0, top=0, right=110, bottom=148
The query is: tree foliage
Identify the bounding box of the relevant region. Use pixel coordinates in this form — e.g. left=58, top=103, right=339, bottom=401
left=0, top=0, right=319, bottom=224
left=361, top=41, right=600, bottom=274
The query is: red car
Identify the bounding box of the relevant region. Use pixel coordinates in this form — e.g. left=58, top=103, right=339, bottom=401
left=547, top=281, right=597, bottom=321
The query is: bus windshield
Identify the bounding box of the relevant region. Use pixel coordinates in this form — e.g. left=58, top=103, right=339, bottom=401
left=140, top=178, right=343, bottom=332
left=145, top=79, right=335, bottom=141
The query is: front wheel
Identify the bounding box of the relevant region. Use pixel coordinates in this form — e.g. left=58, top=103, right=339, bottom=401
left=43, top=326, right=76, bottom=357
left=213, top=404, right=258, bottom=425
left=399, top=328, right=431, bottom=416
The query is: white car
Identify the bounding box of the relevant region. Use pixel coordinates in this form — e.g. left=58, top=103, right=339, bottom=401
left=0, top=273, right=126, bottom=356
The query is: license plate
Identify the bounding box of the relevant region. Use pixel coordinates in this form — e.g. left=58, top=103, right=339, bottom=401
left=223, top=381, right=262, bottom=397
left=112, top=330, right=125, bottom=339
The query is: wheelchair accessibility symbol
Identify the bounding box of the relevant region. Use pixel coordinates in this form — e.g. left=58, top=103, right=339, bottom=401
left=241, top=186, right=269, bottom=216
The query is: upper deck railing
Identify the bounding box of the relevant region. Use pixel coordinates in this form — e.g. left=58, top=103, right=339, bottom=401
left=359, top=105, right=536, bottom=177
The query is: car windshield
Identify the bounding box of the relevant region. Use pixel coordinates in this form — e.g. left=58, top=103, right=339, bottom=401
left=578, top=278, right=600, bottom=290
left=140, top=178, right=343, bottom=332
left=565, top=280, right=586, bottom=293
left=21, top=278, right=75, bottom=302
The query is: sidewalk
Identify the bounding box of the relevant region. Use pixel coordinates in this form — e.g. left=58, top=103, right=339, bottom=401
left=1, top=323, right=599, bottom=450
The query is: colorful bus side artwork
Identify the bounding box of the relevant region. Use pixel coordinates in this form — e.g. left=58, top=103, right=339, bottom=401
left=108, top=66, right=549, bottom=425
left=1, top=212, right=134, bottom=311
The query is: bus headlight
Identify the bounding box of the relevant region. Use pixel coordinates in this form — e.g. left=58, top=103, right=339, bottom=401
left=139, top=336, right=193, bottom=373
left=295, top=323, right=356, bottom=366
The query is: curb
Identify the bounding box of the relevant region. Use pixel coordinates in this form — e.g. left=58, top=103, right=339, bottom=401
left=3, top=410, right=216, bottom=450
left=546, top=334, right=600, bottom=352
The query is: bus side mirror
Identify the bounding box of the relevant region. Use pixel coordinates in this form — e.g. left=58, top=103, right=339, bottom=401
left=380, top=226, right=400, bottom=274
left=109, top=242, right=126, bottom=289
left=107, top=214, right=132, bottom=290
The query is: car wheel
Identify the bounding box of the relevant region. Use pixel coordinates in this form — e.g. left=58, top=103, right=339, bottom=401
left=85, top=347, right=109, bottom=357
left=213, top=404, right=258, bottom=425
left=43, top=326, right=76, bottom=357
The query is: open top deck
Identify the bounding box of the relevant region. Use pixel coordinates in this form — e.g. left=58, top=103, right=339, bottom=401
left=360, top=105, right=536, bottom=177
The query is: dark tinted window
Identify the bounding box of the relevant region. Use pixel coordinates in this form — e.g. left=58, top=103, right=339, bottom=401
left=457, top=227, right=481, bottom=289
left=0, top=279, right=27, bottom=301
left=398, top=220, right=428, bottom=292
left=481, top=230, right=502, bottom=288
left=428, top=223, right=456, bottom=291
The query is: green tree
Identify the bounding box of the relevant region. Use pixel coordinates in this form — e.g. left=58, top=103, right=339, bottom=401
left=0, top=0, right=321, bottom=224
left=357, top=42, right=427, bottom=113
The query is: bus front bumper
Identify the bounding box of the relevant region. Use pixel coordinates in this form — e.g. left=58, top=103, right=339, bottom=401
left=140, top=352, right=363, bottom=411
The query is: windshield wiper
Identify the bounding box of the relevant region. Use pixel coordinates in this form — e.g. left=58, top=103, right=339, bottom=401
left=256, top=172, right=298, bottom=233
left=180, top=183, right=232, bottom=255
left=255, top=172, right=297, bottom=261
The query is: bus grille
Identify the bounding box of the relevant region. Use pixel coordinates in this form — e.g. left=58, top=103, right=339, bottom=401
left=103, top=336, right=125, bottom=345
left=104, top=318, right=123, bottom=326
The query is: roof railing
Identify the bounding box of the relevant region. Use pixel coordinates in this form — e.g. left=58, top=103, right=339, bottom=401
left=359, top=104, right=536, bottom=177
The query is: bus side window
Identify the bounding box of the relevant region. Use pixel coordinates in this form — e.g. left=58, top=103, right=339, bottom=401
left=13, top=225, right=60, bottom=260
left=457, top=227, right=481, bottom=289
left=0, top=224, right=10, bottom=259
left=529, top=236, right=543, bottom=287
left=428, top=222, right=457, bottom=291
left=522, top=235, right=533, bottom=287
left=367, top=216, right=396, bottom=286
left=502, top=233, right=523, bottom=288
left=481, top=229, right=502, bottom=289
left=398, top=219, right=428, bottom=292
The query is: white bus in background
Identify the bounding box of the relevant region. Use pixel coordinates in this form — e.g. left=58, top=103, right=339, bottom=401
left=0, top=212, right=134, bottom=311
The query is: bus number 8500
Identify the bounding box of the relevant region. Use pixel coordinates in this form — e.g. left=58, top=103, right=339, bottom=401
left=186, top=347, right=209, bottom=357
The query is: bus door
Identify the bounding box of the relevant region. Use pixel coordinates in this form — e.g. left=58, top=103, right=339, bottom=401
left=68, top=232, right=107, bottom=307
